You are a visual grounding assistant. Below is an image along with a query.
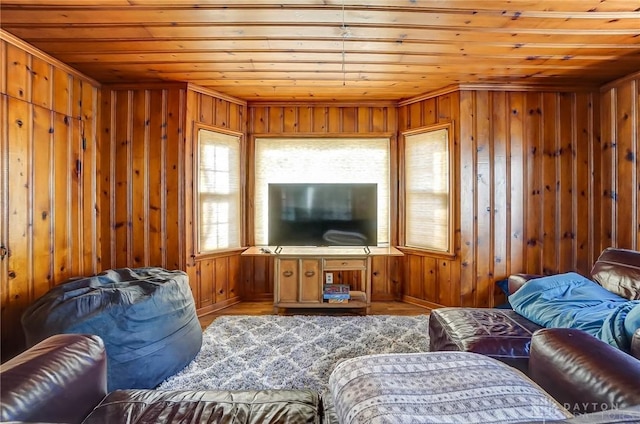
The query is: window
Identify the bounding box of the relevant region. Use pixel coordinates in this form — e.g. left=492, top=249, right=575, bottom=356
left=254, top=137, right=390, bottom=246
left=403, top=124, right=453, bottom=254
left=197, top=128, right=242, bottom=253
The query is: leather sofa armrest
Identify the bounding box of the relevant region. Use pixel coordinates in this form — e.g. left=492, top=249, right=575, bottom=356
left=529, top=328, right=640, bottom=415
left=508, top=273, right=544, bottom=294
left=0, top=334, right=107, bottom=424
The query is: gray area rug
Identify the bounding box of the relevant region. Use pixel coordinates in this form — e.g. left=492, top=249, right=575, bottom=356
left=158, top=314, right=430, bottom=392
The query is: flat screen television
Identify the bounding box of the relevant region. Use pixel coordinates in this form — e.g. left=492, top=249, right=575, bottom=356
left=268, top=183, right=377, bottom=246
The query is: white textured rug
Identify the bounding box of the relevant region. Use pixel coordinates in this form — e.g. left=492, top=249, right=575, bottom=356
left=158, top=314, right=430, bottom=392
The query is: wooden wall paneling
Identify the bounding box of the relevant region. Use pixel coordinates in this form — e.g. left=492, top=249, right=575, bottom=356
left=599, top=74, right=640, bottom=252
left=403, top=254, right=423, bottom=299
left=165, top=88, right=184, bottom=270
left=1, top=36, right=101, bottom=361
left=199, top=94, right=214, bottom=125
left=575, top=93, right=594, bottom=273
left=214, top=257, right=228, bottom=303
left=99, top=89, right=113, bottom=269
left=269, top=106, right=283, bottom=133
left=328, top=107, right=341, bottom=133
left=342, top=107, right=357, bottom=133
left=312, top=107, right=327, bottom=132
left=591, top=93, right=602, bottom=262
left=492, top=92, right=508, bottom=284
left=371, top=107, right=386, bottom=133
left=6, top=43, right=29, bottom=101
left=283, top=106, right=297, bottom=133
left=52, top=68, right=71, bottom=116
left=600, top=89, right=615, bottom=250
left=297, top=106, right=312, bottom=133
left=227, top=254, right=240, bottom=300
left=437, top=259, right=452, bottom=306
left=31, top=56, right=51, bottom=110
left=525, top=93, right=543, bottom=273
left=131, top=90, right=147, bottom=267
left=199, top=259, right=213, bottom=308
left=215, top=98, right=229, bottom=128
left=4, top=97, right=31, bottom=356
left=32, top=105, right=53, bottom=299
left=614, top=81, right=637, bottom=250
left=147, top=90, right=164, bottom=266
left=81, top=84, right=98, bottom=274
left=458, top=91, right=477, bottom=306
left=53, top=112, right=72, bottom=279
left=558, top=93, right=575, bottom=273
left=370, top=256, right=389, bottom=300
left=422, top=256, right=437, bottom=302
left=0, top=94, right=8, bottom=355
left=475, top=90, right=493, bottom=307
left=114, top=90, right=132, bottom=267
left=542, top=93, right=559, bottom=275
left=508, top=92, right=526, bottom=275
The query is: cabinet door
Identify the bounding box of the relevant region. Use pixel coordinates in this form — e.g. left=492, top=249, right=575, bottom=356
left=276, top=259, right=298, bottom=303
left=299, top=259, right=321, bottom=303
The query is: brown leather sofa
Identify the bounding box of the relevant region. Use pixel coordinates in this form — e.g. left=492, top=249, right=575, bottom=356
left=0, top=334, right=321, bottom=424
left=2, top=329, right=640, bottom=423
left=429, top=247, right=640, bottom=379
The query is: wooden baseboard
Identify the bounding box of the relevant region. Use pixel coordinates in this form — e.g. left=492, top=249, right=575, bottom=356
left=400, top=295, right=444, bottom=310
left=196, top=297, right=242, bottom=317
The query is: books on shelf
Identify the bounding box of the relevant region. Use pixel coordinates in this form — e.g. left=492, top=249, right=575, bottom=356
left=323, top=283, right=350, bottom=300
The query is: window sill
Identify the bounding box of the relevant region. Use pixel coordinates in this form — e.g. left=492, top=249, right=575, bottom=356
left=396, top=246, right=456, bottom=260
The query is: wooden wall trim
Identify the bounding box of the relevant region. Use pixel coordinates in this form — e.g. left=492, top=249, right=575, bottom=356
left=398, top=84, right=461, bottom=107
left=399, top=81, right=600, bottom=107
left=103, top=81, right=188, bottom=91
left=0, top=29, right=100, bottom=87
left=249, top=100, right=397, bottom=108
left=187, top=83, right=247, bottom=107
left=600, top=70, right=640, bottom=92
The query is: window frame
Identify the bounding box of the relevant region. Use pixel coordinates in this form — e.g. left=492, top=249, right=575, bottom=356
left=399, top=122, right=455, bottom=258
left=194, top=124, right=245, bottom=256
left=250, top=135, right=394, bottom=247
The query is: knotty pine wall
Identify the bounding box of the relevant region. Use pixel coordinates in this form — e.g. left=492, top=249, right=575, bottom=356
left=100, top=83, right=247, bottom=316
left=0, top=31, right=100, bottom=360
left=244, top=103, right=401, bottom=301
left=398, top=88, right=601, bottom=308
left=600, top=72, right=640, bottom=252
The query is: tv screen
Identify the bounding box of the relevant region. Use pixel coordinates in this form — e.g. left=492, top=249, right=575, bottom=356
left=268, top=183, right=377, bottom=246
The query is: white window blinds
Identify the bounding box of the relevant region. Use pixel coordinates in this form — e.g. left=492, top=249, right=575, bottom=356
left=198, top=129, right=241, bottom=252
left=404, top=127, right=451, bottom=252
left=254, top=138, right=390, bottom=246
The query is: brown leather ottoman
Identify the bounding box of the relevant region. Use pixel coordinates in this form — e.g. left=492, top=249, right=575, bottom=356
left=428, top=307, right=543, bottom=374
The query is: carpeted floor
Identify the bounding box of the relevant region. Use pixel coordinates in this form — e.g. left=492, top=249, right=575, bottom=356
left=158, top=314, right=430, bottom=392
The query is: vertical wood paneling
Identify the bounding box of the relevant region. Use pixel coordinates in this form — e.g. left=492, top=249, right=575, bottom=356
left=542, top=93, right=558, bottom=275
left=1, top=34, right=100, bottom=361
left=398, top=87, right=600, bottom=308
left=600, top=72, right=640, bottom=252
left=32, top=105, right=53, bottom=299
left=245, top=102, right=397, bottom=300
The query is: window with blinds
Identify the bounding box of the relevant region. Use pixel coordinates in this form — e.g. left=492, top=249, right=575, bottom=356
left=403, top=125, right=453, bottom=254
left=254, top=137, right=390, bottom=246
left=197, top=128, right=241, bottom=253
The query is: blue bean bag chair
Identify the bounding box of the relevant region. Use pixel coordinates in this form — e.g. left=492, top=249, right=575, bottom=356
left=21, top=267, right=202, bottom=391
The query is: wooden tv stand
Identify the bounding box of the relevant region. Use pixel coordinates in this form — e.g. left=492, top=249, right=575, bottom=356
left=242, top=246, right=403, bottom=314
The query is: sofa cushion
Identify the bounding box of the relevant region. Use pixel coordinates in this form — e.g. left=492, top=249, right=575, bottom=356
left=82, top=389, right=321, bottom=424
left=591, top=247, right=640, bottom=300
left=429, top=307, right=542, bottom=374
left=328, top=352, right=572, bottom=424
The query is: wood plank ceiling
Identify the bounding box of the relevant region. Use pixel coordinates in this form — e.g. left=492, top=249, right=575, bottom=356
left=1, top=0, right=639, bottom=101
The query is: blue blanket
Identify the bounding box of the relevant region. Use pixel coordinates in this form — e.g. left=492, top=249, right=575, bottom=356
left=509, top=272, right=640, bottom=352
